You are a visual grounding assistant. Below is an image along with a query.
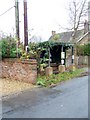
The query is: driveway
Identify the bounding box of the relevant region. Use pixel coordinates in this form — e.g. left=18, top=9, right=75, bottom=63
left=2, top=75, right=88, bottom=118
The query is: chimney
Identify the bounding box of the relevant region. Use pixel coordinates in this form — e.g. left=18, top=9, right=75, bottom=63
left=52, top=31, right=56, bottom=36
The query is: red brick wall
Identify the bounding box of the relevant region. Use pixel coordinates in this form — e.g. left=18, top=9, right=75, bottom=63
left=0, top=59, right=37, bottom=84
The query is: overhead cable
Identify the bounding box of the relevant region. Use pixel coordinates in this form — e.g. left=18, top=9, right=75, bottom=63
left=0, top=6, right=15, bottom=17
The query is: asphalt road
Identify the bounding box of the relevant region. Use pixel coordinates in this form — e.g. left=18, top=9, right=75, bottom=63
left=2, top=75, right=88, bottom=118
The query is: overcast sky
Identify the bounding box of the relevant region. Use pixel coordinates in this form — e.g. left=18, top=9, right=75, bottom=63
left=0, top=0, right=89, bottom=42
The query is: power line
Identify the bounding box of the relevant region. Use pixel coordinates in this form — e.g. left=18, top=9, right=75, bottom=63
left=0, top=6, right=15, bottom=17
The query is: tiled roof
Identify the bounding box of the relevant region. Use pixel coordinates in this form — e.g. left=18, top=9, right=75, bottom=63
left=49, top=29, right=85, bottom=43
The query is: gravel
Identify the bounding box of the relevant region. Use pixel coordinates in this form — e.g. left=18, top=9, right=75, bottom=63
left=0, top=78, right=36, bottom=97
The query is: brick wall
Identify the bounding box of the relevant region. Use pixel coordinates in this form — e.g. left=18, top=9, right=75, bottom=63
left=0, top=58, right=37, bottom=84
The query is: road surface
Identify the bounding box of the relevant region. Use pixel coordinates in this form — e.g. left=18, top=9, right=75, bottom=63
left=2, top=76, right=88, bottom=118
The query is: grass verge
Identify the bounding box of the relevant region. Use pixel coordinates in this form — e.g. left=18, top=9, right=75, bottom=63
left=37, top=68, right=85, bottom=87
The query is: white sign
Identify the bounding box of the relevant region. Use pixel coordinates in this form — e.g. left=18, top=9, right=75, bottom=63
left=61, top=52, right=65, bottom=59
left=25, top=46, right=28, bottom=52
left=61, top=59, right=64, bottom=65
left=72, top=55, right=74, bottom=59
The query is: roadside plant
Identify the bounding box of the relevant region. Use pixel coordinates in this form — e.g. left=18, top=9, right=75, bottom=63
left=76, top=43, right=90, bottom=56
left=0, top=36, right=17, bottom=58
left=37, top=68, right=84, bottom=87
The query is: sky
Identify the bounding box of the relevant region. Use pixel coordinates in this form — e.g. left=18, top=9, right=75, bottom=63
left=0, top=0, right=89, bottom=42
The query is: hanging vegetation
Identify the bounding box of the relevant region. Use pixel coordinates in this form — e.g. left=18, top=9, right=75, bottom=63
left=31, top=41, right=74, bottom=71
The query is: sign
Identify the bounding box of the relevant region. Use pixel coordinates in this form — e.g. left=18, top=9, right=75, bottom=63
left=61, top=59, right=64, bottom=65
left=61, top=52, right=65, bottom=59
left=72, top=55, right=74, bottom=59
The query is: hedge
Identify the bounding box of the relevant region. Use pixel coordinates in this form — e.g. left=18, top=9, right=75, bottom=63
left=0, top=37, right=17, bottom=58
left=76, top=43, right=90, bottom=56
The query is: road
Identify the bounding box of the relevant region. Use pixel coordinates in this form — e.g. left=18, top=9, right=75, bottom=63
left=2, top=76, right=88, bottom=118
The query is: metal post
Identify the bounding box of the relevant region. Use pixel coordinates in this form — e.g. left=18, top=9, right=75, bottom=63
left=24, top=0, right=28, bottom=50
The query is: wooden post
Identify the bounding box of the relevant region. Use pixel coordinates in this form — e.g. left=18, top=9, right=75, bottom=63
left=71, top=46, right=74, bottom=64
left=48, top=47, right=51, bottom=67
left=59, top=45, right=65, bottom=73
left=15, top=0, right=20, bottom=44
left=69, top=45, right=76, bottom=71
left=88, top=1, right=90, bottom=40
left=24, top=0, right=28, bottom=50
left=15, top=0, right=20, bottom=57
left=61, top=45, right=65, bottom=65
left=45, top=47, right=53, bottom=76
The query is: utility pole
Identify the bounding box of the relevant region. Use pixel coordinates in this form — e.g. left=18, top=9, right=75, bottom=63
left=24, top=0, right=28, bottom=51
left=88, top=1, right=90, bottom=32
left=15, top=0, right=20, bottom=45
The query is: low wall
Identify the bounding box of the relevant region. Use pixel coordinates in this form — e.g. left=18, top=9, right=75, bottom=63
left=0, top=58, right=37, bottom=84
left=66, top=55, right=88, bottom=67
left=76, top=56, right=88, bottom=65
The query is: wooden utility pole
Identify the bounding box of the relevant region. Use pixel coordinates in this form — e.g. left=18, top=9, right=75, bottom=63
left=24, top=0, right=28, bottom=50
left=15, top=0, right=20, bottom=45
left=88, top=1, right=90, bottom=32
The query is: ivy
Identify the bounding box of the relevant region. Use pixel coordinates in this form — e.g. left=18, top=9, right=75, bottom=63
left=28, top=41, right=73, bottom=71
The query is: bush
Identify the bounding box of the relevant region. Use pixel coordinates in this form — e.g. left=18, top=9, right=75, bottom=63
left=0, top=36, right=17, bottom=58
left=76, top=43, right=90, bottom=56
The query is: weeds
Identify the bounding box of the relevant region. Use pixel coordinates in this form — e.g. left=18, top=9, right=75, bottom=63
left=37, top=69, right=84, bottom=87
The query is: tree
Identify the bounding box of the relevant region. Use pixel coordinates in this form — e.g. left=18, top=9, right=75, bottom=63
left=67, top=0, right=88, bottom=40
left=66, top=0, right=89, bottom=65
left=29, top=35, right=43, bottom=43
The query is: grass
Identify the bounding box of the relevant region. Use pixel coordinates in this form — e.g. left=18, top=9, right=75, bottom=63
left=37, top=68, right=84, bottom=87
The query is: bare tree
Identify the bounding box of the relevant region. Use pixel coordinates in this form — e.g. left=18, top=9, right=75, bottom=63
left=65, top=0, right=89, bottom=66
left=67, top=0, right=88, bottom=40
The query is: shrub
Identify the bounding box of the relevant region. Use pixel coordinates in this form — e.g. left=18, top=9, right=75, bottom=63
left=76, top=43, right=90, bottom=56
left=0, top=36, right=17, bottom=58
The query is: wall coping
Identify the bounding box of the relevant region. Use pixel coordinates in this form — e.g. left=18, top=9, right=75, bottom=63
left=1, top=58, right=37, bottom=64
